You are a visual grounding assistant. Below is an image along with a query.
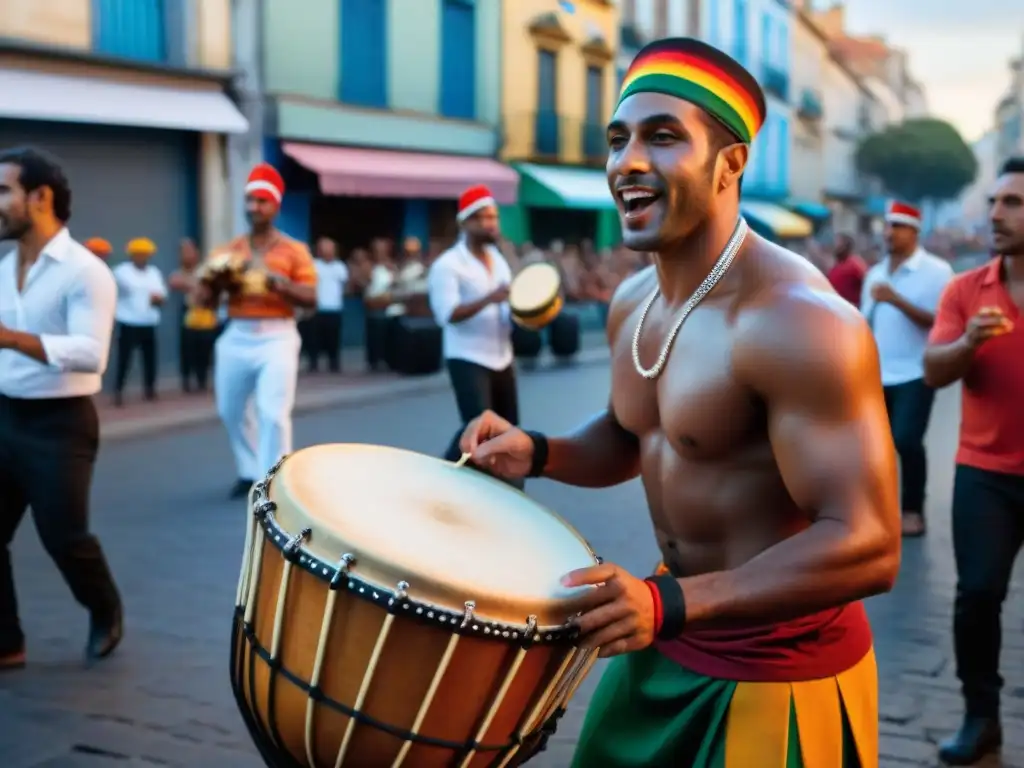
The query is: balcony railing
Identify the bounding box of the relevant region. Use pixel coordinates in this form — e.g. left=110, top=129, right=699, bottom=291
left=797, top=89, right=823, bottom=120
left=534, top=109, right=560, bottom=156
left=761, top=64, right=790, bottom=102
left=581, top=121, right=607, bottom=163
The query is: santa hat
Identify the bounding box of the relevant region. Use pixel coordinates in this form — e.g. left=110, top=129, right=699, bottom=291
left=245, top=163, right=285, bottom=205
left=457, top=185, right=496, bottom=223
left=885, top=200, right=922, bottom=229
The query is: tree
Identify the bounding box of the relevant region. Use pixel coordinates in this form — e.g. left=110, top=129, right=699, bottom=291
left=855, top=118, right=978, bottom=204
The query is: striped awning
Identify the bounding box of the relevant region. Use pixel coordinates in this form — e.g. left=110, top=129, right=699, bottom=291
left=741, top=200, right=813, bottom=239
left=515, top=163, right=616, bottom=210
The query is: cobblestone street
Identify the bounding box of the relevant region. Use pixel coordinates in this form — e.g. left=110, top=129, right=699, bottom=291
left=1, top=362, right=1022, bottom=767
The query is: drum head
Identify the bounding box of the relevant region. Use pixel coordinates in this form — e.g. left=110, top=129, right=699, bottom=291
left=267, top=444, right=598, bottom=628
left=509, top=263, right=561, bottom=315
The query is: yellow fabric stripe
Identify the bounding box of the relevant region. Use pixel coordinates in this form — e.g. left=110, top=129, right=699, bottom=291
left=837, top=648, right=879, bottom=768
left=791, top=677, right=843, bottom=768
left=724, top=681, right=792, bottom=768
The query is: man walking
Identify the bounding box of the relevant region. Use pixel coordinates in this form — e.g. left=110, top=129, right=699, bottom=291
left=925, top=157, right=1024, bottom=765
left=428, top=186, right=518, bottom=466
left=309, top=237, right=348, bottom=373
left=196, top=163, right=317, bottom=498
left=862, top=201, right=952, bottom=536
left=0, top=146, right=123, bottom=668
left=826, top=233, right=867, bottom=306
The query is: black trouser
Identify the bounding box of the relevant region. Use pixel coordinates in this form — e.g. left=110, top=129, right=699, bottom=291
left=114, top=323, right=157, bottom=397
left=179, top=326, right=216, bottom=391
left=952, top=464, right=1024, bottom=717
left=310, top=310, right=343, bottom=372
left=442, top=359, right=521, bottom=491
left=0, top=395, right=121, bottom=655
left=882, top=378, right=935, bottom=513
left=365, top=312, right=388, bottom=370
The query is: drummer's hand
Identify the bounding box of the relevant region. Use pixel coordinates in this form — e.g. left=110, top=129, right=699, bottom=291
left=562, top=563, right=656, bottom=658
left=460, top=410, right=533, bottom=478
left=488, top=284, right=510, bottom=304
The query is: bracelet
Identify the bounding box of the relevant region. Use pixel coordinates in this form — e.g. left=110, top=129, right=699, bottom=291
left=645, top=575, right=686, bottom=640
left=645, top=579, right=664, bottom=636
left=524, top=430, right=549, bottom=478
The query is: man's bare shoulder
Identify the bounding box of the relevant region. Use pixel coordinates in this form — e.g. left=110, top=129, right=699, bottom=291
left=733, top=239, right=878, bottom=397
left=606, top=265, right=657, bottom=342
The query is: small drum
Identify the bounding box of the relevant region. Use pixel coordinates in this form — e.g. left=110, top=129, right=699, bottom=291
left=509, top=263, right=563, bottom=331
left=231, top=444, right=600, bottom=767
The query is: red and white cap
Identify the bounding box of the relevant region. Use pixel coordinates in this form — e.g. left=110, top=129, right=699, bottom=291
left=456, top=185, right=496, bottom=223
left=885, top=200, right=922, bottom=229
left=245, top=162, right=285, bottom=205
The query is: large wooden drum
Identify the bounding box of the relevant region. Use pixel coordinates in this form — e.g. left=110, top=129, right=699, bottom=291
left=509, top=263, right=563, bottom=331
left=231, top=444, right=600, bottom=767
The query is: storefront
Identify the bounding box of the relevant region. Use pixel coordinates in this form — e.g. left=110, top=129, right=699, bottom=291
left=267, top=140, right=519, bottom=254
left=501, top=163, right=620, bottom=250
left=0, top=62, right=247, bottom=374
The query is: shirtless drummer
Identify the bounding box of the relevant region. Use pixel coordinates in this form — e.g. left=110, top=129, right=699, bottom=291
left=460, top=38, right=900, bottom=766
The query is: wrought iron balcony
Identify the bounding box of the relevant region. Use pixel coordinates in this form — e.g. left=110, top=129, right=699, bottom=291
left=761, top=64, right=790, bottom=102
left=797, top=89, right=823, bottom=120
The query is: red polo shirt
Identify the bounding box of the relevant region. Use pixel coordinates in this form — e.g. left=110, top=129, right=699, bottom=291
left=827, top=255, right=867, bottom=306
left=929, top=258, right=1024, bottom=475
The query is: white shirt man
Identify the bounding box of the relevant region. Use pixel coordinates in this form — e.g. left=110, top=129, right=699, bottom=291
left=429, top=185, right=520, bottom=474
left=310, top=254, right=349, bottom=372
left=110, top=244, right=167, bottom=403
left=860, top=200, right=953, bottom=536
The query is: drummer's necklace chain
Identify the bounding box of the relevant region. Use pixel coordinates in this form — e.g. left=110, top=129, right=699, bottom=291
left=631, top=217, right=749, bottom=380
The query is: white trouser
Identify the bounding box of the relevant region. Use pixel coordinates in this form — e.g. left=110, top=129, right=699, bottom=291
left=214, top=319, right=301, bottom=482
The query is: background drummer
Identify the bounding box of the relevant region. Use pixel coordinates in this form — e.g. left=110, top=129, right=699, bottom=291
left=427, top=185, right=519, bottom=467
left=194, top=163, right=318, bottom=499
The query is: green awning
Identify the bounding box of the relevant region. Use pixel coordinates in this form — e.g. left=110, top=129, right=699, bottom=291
left=515, top=162, right=616, bottom=210
left=786, top=199, right=831, bottom=221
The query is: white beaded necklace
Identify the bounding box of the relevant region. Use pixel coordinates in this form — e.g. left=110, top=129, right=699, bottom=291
left=631, top=217, right=749, bottom=380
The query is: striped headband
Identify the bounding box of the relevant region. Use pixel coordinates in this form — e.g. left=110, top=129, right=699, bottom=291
left=618, top=38, right=767, bottom=145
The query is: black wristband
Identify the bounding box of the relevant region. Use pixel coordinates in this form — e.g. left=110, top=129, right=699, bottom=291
left=525, top=430, right=549, bottom=478
left=647, top=574, right=687, bottom=640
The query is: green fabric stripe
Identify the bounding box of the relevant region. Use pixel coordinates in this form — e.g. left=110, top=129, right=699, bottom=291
left=618, top=73, right=753, bottom=144
left=569, top=647, right=870, bottom=767
left=570, top=648, right=736, bottom=768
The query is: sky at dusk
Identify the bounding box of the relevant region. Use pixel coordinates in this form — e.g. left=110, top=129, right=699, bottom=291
left=815, top=0, right=1021, bottom=142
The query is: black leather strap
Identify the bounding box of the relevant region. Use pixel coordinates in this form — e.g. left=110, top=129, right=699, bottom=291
left=525, top=430, right=549, bottom=478
left=647, top=574, right=686, bottom=640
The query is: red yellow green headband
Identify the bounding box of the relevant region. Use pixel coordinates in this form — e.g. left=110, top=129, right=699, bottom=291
left=618, top=38, right=767, bottom=145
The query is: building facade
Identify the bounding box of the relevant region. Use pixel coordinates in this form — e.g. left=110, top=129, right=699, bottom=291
left=0, top=0, right=247, bottom=369
left=258, top=0, right=514, bottom=250
left=789, top=10, right=827, bottom=210
left=995, top=42, right=1024, bottom=165
left=498, top=0, right=620, bottom=248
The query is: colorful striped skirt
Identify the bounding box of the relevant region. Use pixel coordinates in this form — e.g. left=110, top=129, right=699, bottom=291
left=569, top=642, right=877, bottom=767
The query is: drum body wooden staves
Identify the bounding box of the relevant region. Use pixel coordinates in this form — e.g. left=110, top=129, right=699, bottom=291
left=231, top=444, right=599, bottom=768
left=509, top=264, right=563, bottom=332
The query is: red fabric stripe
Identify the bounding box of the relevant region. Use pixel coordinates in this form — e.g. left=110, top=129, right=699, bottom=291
left=645, top=579, right=664, bottom=635
left=654, top=601, right=873, bottom=682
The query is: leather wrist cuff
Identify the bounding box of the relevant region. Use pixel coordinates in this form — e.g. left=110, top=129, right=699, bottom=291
left=525, top=430, right=549, bottom=478
left=645, top=574, right=686, bottom=640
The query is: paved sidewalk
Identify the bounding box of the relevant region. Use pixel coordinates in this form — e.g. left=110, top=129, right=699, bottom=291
left=101, top=333, right=609, bottom=442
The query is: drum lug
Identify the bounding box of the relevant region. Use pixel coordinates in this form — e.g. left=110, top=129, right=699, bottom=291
left=329, top=553, right=357, bottom=590
left=254, top=500, right=276, bottom=520
left=282, top=527, right=311, bottom=560
left=460, top=600, right=476, bottom=629
left=394, top=580, right=410, bottom=601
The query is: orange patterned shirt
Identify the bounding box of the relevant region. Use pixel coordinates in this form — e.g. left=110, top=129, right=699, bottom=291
left=213, top=234, right=317, bottom=320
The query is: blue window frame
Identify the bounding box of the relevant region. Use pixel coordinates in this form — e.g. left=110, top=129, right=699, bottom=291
left=535, top=49, right=559, bottom=155
left=761, top=11, right=772, bottom=69
left=440, top=0, right=476, bottom=119
left=340, top=0, right=388, bottom=107
left=92, top=0, right=167, bottom=63
left=732, top=0, right=747, bottom=65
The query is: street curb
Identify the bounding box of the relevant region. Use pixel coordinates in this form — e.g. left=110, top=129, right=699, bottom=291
left=101, top=347, right=611, bottom=443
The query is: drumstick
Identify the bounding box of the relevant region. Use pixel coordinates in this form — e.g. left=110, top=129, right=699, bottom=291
left=454, top=452, right=471, bottom=468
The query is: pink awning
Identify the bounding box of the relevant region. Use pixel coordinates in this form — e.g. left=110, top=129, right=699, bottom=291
left=281, top=142, right=519, bottom=203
